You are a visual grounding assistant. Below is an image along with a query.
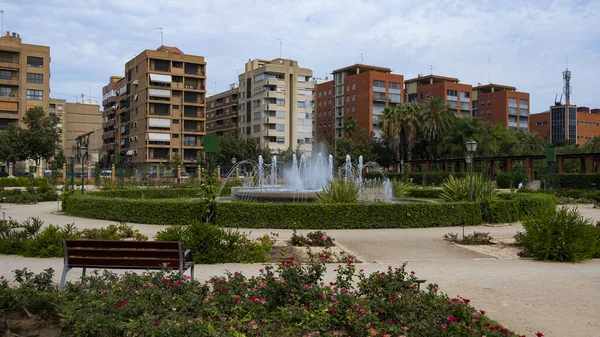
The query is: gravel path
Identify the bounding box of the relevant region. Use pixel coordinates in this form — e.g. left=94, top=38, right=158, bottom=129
left=1, top=202, right=599, bottom=337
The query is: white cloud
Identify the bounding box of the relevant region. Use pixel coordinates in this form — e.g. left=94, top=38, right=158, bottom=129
left=2, top=0, right=598, bottom=111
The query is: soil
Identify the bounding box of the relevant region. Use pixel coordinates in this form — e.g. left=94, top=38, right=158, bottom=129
left=1, top=311, right=61, bottom=337
left=267, top=240, right=355, bottom=263
left=452, top=237, right=522, bottom=259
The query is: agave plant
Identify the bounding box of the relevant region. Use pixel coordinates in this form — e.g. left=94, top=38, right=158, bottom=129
left=315, top=180, right=361, bottom=203
left=440, top=174, right=496, bottom=202
left=392, top=178, right=414, bottom=198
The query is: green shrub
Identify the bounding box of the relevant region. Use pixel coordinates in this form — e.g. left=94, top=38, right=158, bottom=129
left=0, top=186, right=59, bottom=204
left=315, top=180, right=360, bottom=203
left=444, top=231, right=493, bottom=245
left=22, top=224, right=79, bottom=258
left=556, top=173, right=600, bottom=189
left=517, top=207, right=599, bottom=262
left=290, top=230, right=335, bottom=247
left=156, top=223, right=273, bottom=264
left=391, top=179, right=413, bottom=198
left=0, top=177, right=48, bottom=188
left=91, top=188, right=202, bottom=199
left=363, top=172, right=468, bottom=186
left=498, top=193, right=557, bottom=218
left=496, top=172, right=528, bottom=189
left=480, top=199, right=519, bottom=223
left=440, top=174, right=496, bottom=202
left=406, top=187, right=442, bottom=199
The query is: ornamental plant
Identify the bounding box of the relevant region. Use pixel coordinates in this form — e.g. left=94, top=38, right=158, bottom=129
left=315, top=180, right=360, bottom=203
left=440, top=174, right=497, bottom=202
left=0, top=261, right=533, bottom=337
left=290, top=230, right=335, bottom=248
left=444, top=231, right=493, bottom=245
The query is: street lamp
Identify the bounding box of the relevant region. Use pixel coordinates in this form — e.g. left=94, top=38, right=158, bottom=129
left=78, top=143, right=87, bottom=193
left=465, top=138, right=478, bottom=202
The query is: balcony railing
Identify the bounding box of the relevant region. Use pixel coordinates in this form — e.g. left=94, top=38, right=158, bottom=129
left=519, top=110, right=529, bottom=117
left=446, top=95, right=458, bottom=101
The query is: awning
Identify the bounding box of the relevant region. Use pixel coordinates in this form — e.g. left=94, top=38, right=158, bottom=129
left=150, top=73, right=172, bottom=83
left=132, top=79, right=139, bottom=85
left=148, top=118, right=170, bottom=128
left=149, top=88, right=170, bottom=98
left=119, top=86, right=127, bottom=96
left=125, top=150, right=135, bottom=156
left=148, top=133, right=170, bottom=142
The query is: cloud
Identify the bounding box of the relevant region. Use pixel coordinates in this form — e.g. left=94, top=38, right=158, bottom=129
left=2, top=0, right=599, bottom=111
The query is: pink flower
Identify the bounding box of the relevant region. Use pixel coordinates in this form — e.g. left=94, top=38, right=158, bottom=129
left=307, top=238, right=313, bottom=243
left=321, top=235, right=327, bottom=241
left=446, top=316, right=457, bottom=323
left=153, top=321, right=160, bottom=327
left=440, top=324, right=447, bottom=329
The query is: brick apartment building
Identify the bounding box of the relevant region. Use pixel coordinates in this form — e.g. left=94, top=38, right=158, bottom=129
left=404, top=74, right=472, bottom=118
left=472, top=84, right=530, bottom=131
left=530, top=105, right=600, bottom=145
left=238, top=58, right=313, bottom=153
left=314, top=64, right=404, bottom=145
left=206, top=85, right=239, bottom=136
left=102, top=46, right=206, bottom=173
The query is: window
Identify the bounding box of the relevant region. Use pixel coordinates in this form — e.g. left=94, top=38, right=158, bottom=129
left=389, top=94, right=401, bottom=103
left=487, top=99, right=491, bottom=105
left=172, top=134, right=179, bottom=138
left=352, top=106, right=356, bottom=112
left=352, top=83, right=356, bottom=90
left=254, top=124, right=260, bottom=132
left=277, top=99, right=285, bottom=106
left=184, top=135, right=196, bottom=146
left=276, top=137, right=285, bottom=144
left=346, top=96, right=350, bottom=103
left=26, top=56, right=43, bottom=68
left=26, top=73, right=43, bottom=84
left=276, top=124, right=285, bottom=131
left=389, top=82, right=401, bottom=90
left=0, top=87, right=11, bottom=97
left=0, top=70, right=11, bottom=80
left=328, top=89, right=332, bottom=95
left=460, top=91, right=470, bottom=98
left=26, top=89, right=43, bottom=100
left=352, top=94, right=356, bottom=101
left=346, top=85, right=350, bottom=91
left=297, top=101, right=306, bottom=108
left=373, top=80, right=385, bottom=88
left=318, top=91, right=322, bottom=97
left=447, top=90, right=457, bottom=96
left=346, top=107, right=350, bottom=114
left=254, top=111, right=261, bottom=120
left=172, top=119, right=179, bottom=124
left=172, top=105, right=179, bottom=109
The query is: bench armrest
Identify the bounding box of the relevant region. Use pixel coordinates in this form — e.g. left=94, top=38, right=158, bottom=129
left=184, top=250, right=194, bottom=263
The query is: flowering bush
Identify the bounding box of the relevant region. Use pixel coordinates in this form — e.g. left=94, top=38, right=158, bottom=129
left=0, top=260, right=533, bottom=337
left=290, top=230, right=335, bottom=247
left=444, top=231, right=493, bottom=245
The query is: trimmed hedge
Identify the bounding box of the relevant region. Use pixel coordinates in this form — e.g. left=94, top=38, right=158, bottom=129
left=92, top=188, right=202, bottom=199
left=363, top=172, right=467, bottom=186
left=495, top=172, right=528, bottom=189
left=556, top=173, right=600, bottom=190
left=64, top=191, right=557, bottom=228
left=0, top=177, right=49, bottom=187
left=64, top=194, right=209, bottom=224
left=406, top=188, right=442, bottom=199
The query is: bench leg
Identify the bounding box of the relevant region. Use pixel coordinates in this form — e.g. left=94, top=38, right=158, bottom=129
left=59, top=266, right=70, bottom=290
left=82, top=267, right=87, bottom=277
left=190, top=264, right=195, bottom=281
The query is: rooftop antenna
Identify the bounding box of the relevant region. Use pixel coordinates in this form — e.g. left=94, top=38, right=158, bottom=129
left=89, top=87, right=91, bottom=102
left=1, top=10, right=4, bottom=35
left=429, top=65, right=433, bottom=74
left=156, top=27, right=163, bottom=46
left=214, top=81, right=217, bottom=93
left=277, top=38, right=283, bottom=58
left=563, top=55, right=571, bottom=105
left=361, top=53, right=363, bottom=63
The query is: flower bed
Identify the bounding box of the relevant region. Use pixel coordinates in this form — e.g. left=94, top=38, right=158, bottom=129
left=0, top=262, right=534, bottom=337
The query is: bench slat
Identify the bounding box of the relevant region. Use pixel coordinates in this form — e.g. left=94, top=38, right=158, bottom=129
left=67, top=248, right=180, bottom=259
left=65, top=240, right=180, bottom=250
left=68, top=257, right=181, bottom=268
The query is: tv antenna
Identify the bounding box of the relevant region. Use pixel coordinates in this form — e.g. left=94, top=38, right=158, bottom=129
left=563, top=55, right=571, bottom=105
left=156, top=28, right=163, bottom=46
left=487, top=57, right=491, bottom=83
left=277, top=38, right=283, bottom=58
left=360, top=53, right=363, bottom=63
left=429, top=65, right=433, bottom=74
left=1, top=10, right=4, bottom=35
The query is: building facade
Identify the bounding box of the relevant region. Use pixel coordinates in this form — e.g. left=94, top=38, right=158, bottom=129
left=238, top=58, right=313, bottom=153
left=315, top=64, right=404, bottom=145
left=0, top=32, right=50, bottom=130
left=405, top=74, right=472, bottom=118
left=530, top=105, right=600, bottom=145
left=472, top=84, right=530, bottom=131
left=74, top=129, right=103, bottom=168
left=102, top=46, right=206, bottom=172
left=206, top=85, right=239, bottom=136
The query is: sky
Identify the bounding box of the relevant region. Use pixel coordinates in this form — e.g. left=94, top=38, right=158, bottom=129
left=1, top=0, right=599, bottom=113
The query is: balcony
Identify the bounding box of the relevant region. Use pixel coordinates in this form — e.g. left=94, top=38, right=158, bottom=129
left=0, top=93, right=19, bottom=101
left=508, top=102, right=518, bottom=108
left=102, top=131, right=116, bottom=140
left=0, top=75, right=18, bottom=85
left=266, top=78, right=284, bottom=86
left=519, top=110, right=529, bottom=117
left=103, top=143, right=116, bottom=151
left=508, top=108, right=518, bottom=116
left=265, top=129, right=285, bottom=137
left=0, top=59, right=19, bottom=69
left=102, top=119, right=117, bottom=128
left=263, top=117, right=280, bottom=124
left=373, top=92, right=387, bottom=102
left=446, top=95, right=458, bottom=101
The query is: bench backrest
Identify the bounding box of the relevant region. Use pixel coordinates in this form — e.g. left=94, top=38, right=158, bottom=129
left=63, top=240, right=184, bottom=270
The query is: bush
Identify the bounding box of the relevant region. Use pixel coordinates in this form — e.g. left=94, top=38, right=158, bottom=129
left=391, top=179, right=413, bottom=198
left=216, top=202, right=482, bottom=229
left=363, top=172, right=468, bottom=186
left=556, top=173, right=600, bottom=189
left=91, top=188, right=202, bottom=199
left=440, top=174, right=496, bottom=202
left=406, top=187, right=443, bottom=199
left=315, top=180, right=360, bottom=203
left=0, top=177, right=48, bottom=188
left=495, top=172, right=528, bottom=189
left=444, top=231, right=493, bottom=245
left=517, top=207, right=599, bottom=262
left=0, top=262, right=528, bottom=337
left=290, top=230, right=335, bottom=247
left=0, top=185, right=59, bottom=204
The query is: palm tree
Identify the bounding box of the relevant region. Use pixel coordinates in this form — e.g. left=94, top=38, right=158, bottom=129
left=398, top=101, right=423, bottom=160
left=379, top=106, right=402, bottom=163
left=422, top=97, right=454, bottom=159
left=344, top=116, right=357, bottom=137
left=518, top=130, right=546, bottom=155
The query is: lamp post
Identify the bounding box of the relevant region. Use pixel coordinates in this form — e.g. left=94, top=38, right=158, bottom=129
left=78, top=143, right=87, bottom=193
left=465, top=138, right=478, bottom=202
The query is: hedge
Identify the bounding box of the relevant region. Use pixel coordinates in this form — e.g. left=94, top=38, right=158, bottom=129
left=406, top=188, right=442, bottom=199
left=64, top=195, right=209, bottom=224
left=556, top=173, right=600, bottom=190
left=0, top=177, right=49, bottom=187
left=363, top=172, right=467, bottom=186
left=64, top=191, right=556, bottom=228
left=495, top=172, right=528, bottom=189
left=92, top=188, right=202, bottom=199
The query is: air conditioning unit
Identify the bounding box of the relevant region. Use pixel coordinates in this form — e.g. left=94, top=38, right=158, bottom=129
left=129, top=137, right=134, bottom=141
left=134, top=136, right=138, bottom=140
left=134, top=149, right=138, bottom=155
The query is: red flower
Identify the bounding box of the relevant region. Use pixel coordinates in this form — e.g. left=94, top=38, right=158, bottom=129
left=154, top=321, right=160, bottom=327
left=116, top=303, right=123, bottom=309
left=463, top=298, right=470, bottom=304
left=535, top=332, right=544, bottom=337
left=347, top=259, right=353, bottom=264
left=446, top=316, right=457, bottom=323
left=440, top=324, right=447, bottom=329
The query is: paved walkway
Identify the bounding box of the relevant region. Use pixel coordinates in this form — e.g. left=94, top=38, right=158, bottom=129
left=1, top=202, right=599, bottom=337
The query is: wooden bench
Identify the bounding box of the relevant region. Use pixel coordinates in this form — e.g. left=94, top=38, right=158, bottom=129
left=60, top=240, right=194, bottom=289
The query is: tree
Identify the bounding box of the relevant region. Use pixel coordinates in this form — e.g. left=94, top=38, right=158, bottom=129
left=20, top=107, right=60, bottom=168
left=422, top=97, right=454, bottom=159
left=581, top=136, right=600, bottom=153
left=398, top=101, right=423, bottom=161
left=353, top=128, right=375, bottom=163
left=344, top=116, right=357, bottom=138
left=442, top=118, right=486, bottom=158
left=49, top=148, right=66, bottom=171
left=0, top=124, right=25, bottom=166
left=379, top=106, right=402, bottom=162
left=516, top=129, right=547, bottom=155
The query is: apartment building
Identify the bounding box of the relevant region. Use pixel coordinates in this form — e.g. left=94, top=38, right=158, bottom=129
left=74, top=129, right=103, bottom=167
left=530, top=105, right=600, bottom=145
left=0, top=32, right=50, bottom=129
left=314, top=64, right=404, bottom=144
left=206, top=84, right=239, bottom=136
left=62, top=101, right=101, bottom=156
left=405, top=74, right=472, bottom=118
left=238, top=58, right=313, bottom=153
left=102, top=46, right=206, bottom=172
left=472, top=84, right=530, bottom=130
